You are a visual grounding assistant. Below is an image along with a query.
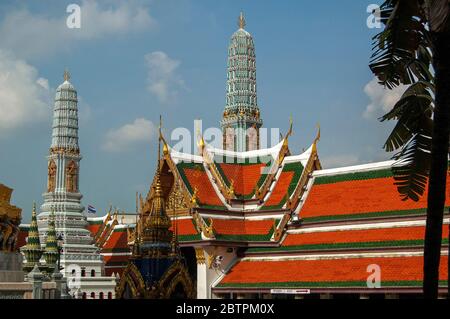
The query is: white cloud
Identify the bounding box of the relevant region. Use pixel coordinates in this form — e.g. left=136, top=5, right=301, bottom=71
left=363, top=77, right=407, bottom=119
left=145, top=51, right=185, bottom=103
left=321, top=154, right=361, bottom=169
left=0, top=0, right=155, bottom=58
left=0, top=50, right=52, bottom=135
left=102, top=118, right=156, bottom=152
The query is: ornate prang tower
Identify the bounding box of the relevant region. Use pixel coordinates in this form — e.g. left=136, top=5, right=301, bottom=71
left=38, top=71, right=116, bottom=298
left=116, top=140, right=195, bottom=299
left=221, top=12, right=262, bottom=152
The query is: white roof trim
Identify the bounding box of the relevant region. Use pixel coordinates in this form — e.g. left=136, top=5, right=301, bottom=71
left=198, top=213, right=285, bottom=221
left=287, top=218, right=449, bottom=234
left=313, top=160, right=395, bottom=177
left=168, top=145, right=203, bottom=164
left=87, top=216, right=108, bottom=223
left=113, top=224, right=133, bottom=230
left=204, top=139, right=285, bottom=159
left=283, top=144, right=314, bottom=166
left=241, top=250, right=448, bottom=262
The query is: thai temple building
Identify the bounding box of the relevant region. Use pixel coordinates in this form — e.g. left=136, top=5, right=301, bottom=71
left=86, top=13, right=449, bottom=299
left=18, top=71, right=117, bottom=299
left=115, top=156, right=196, bottom=299
left=16, top=13, right=450, bottom=299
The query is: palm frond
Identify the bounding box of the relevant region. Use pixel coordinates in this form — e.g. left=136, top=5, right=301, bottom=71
left=369, top=0, right=427, bottom=89
left=391, top=118, right=432, bottom=201
left=381, top=81, right=433, bottom=151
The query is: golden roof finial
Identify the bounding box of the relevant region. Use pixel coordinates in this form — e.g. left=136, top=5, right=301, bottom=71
left=314, top=123, right=321, bottom=144
left=286, top=116, right=293, bottom=138
left=63, top=69, right=70, bottom=82
left=158, top=115, right=170, bottom=155
left=312, top=123, right=321, bottom=153
left=238, top=11, right=246, bottom=29
left=196, top=125, right=205, bottom=150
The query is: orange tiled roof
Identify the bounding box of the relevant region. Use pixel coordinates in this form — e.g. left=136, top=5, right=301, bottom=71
left=218, top=163, right=266, bottom=196
left=103, top=255, right=130, bottom=276
left=103, top=229, right=129, bottom=250
left=177, top=162, right=224, bottom=208
left=219, top=255, right=448, bottom=288
left=169, top=218, right=199, bottom=236
left=262, top=162, right=304, bottom=209
left=87, top=223, right=102, bottom=237
left=264, top=171, right=294, bottom=207
left=300, top=170, right=450, bottom=222
left=282, top=225, right=449, bottom=248
left=213, top=219, right=274, bottom=235
left=103, top=254, right=130, bottom=264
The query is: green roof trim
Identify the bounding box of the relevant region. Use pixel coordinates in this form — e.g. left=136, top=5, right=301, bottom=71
left=213, top=219, right=279, bottom=242
left=216, top=280, right=448, bottom=289
left=215, top=233, right=272, bottom=242
left=88, top=219, right=105, bottom=225
left=261, top=161, right=304, bottom=210
left=247, top=238, right=449, bottom=253
left=301, top=207, right=438, bottom=223
left=314, top=168, right=393, bottom=185
left=178, top=233, right=202, bottom=242
left=176, top=161, right=226, bottom=208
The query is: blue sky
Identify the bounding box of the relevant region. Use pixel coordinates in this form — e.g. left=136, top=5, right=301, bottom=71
left=0, top=0, right=403, bottom=221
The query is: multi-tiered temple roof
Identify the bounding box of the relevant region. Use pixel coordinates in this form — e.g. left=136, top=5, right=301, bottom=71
left=15, top=13, right=448, bottom=298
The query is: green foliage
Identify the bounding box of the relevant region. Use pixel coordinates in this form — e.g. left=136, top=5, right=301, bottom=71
left=370, top=0, right=435, bottom=201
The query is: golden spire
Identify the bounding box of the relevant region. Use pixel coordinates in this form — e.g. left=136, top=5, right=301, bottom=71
left=63, top=69, right=70, bottom=82
left=286, top=116, right=293, bottom=138
left=158, top=115, right=170, bottom=155
left=314, top=123, right=321, bottom=144
left=312, top=123, right=321, bottom=153
left=238, top=11, right=246, bottom=29
left=196, top=125, right=205, bottom=152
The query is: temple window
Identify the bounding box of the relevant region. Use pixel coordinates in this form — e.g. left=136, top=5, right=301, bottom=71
left=47, top=160, right=57, bottom=192
left=65, top=161, right=78, bottom=193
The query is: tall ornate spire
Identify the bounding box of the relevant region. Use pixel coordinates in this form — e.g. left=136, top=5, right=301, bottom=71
left=63, top=69, right=70, bottom=82
left=22, top=203, right=43, bottom=271
left=43, top=209, right=58, bottom=268
left=50, top=69, right=79, bottom=154
left=28, top=203, right=41, bottom=250
left=238, top=11, right=246, bottom=29
left=138, top=136, right=173, bottom=258
left=221, top=12, right=262, bottom=152
left=38, top=70, right=116, bottom=298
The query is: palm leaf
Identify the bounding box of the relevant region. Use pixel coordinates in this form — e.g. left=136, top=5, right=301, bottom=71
left=391, top=117, right=432, bottom=201
left=369, top=0, right=427, bottom=88
left=381, top=81, right=433, bottom=152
